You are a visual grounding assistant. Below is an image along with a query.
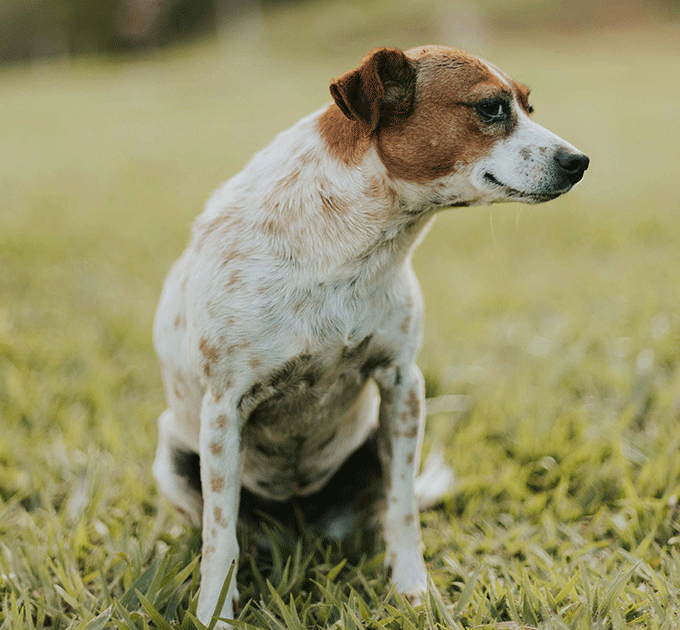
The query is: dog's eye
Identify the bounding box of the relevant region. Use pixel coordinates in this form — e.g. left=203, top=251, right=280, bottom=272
left=476, top=99, right=510, bottom=123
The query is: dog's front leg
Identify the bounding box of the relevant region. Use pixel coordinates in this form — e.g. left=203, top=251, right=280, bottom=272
left=376, top=363, right=427, bottom=605
left=196, top=389, right=241, bottom=628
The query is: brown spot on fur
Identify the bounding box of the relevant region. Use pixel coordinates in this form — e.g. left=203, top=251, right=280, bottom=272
left=173, top=381, right=182, bottom=398
left=199, top=337, right=219, bottom=365
left=405, top=514, right=415, bottom=525
left=406, top=388, right=420, bottom=419
left=320, top=193, right=348, bottom=216
left=210, top=441, right=223, bottom=456
left=213, top=506, right=229, bottom=528
left=203, top=544, right=216, bottom=559
left=317, top=104, right=371, bottom=165
left=221, top=249, right=239, bottom=268
left=400, top=410, right=409, bottom=423
left=365, top=176, right=384, bottom=199
left=406, top=453, right=414, bottom=465
left=225, top=343, right=243, bottom=356
left=400, top=315, right=412, bottom=335
left=249, top=356, right=262, bottom=370
left=173, top=314, right=185, bottom=329
left=262, top=219, right=278, bottom=236
left=224, top=268, right=244, bottom=291
left=215, top=414, right=227, bottom=429
left=398, top=425, right=419, bottom=439
left=276, top=168, right=301, bottom=192
left=365, top=176, right=398, bottom=204
left=210, top=473, right=225, bottom=493
left=193, top=216, right=226, bottom=252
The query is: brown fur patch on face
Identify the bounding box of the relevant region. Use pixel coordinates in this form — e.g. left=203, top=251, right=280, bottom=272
left=317, top=104, right=371, bottom=165
left=377, top=46, right=513, bottom=183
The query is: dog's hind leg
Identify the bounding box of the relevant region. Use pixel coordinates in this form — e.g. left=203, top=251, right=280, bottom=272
left=153, top=409, right=203, bottom=528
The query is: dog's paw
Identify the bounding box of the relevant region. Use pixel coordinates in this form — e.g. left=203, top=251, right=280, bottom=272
left=387, top=548, right=427, bottom=607
left=197, top=586, right=239, bottom=629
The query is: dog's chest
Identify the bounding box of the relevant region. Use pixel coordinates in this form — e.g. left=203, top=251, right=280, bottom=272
left=239, top=333, right=390, bottom=500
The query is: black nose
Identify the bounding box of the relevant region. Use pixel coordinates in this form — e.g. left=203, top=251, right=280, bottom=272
left=554, top=149, right=590, bottom=185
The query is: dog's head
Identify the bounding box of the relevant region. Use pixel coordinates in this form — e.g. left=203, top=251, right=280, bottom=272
left=328, top=46, right=589, bottom=206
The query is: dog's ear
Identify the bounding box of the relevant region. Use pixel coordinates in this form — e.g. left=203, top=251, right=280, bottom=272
left=329, top=48, right=416, bottom=131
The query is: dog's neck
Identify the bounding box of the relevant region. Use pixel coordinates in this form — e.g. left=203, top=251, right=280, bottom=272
left=228, top=105, right=437, bottom=285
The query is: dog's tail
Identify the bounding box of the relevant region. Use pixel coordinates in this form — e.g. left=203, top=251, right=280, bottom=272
left=415, top=449, right=455, bottom=511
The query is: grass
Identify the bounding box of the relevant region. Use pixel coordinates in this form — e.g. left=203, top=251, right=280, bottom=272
left=1, top=4, right=680, bottom=628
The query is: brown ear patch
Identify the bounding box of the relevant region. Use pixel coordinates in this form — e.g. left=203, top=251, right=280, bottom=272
left=320, top=48, right=417, bottom=165
left=329, top=48, right=417, bottom=131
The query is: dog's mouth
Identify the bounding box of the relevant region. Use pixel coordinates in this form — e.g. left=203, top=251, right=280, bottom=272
left=483, top=172, right=564, bottom=204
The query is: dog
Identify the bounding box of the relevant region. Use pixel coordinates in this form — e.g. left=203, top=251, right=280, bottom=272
left=152, top=45, right=588, bottom=627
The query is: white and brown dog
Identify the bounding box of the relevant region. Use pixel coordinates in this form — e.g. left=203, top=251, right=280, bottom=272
left=152, top=46, right=588, bottom=626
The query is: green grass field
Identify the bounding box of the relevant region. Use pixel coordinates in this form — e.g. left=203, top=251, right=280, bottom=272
left=2, top=5, right=680, bottom=628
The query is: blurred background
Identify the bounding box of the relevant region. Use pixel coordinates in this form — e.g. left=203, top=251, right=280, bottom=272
left=0, top=0, right=678, bottom=63
left=1, top=0, right=680, bottom=544
left=2, top=2, right=680, bottom=623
